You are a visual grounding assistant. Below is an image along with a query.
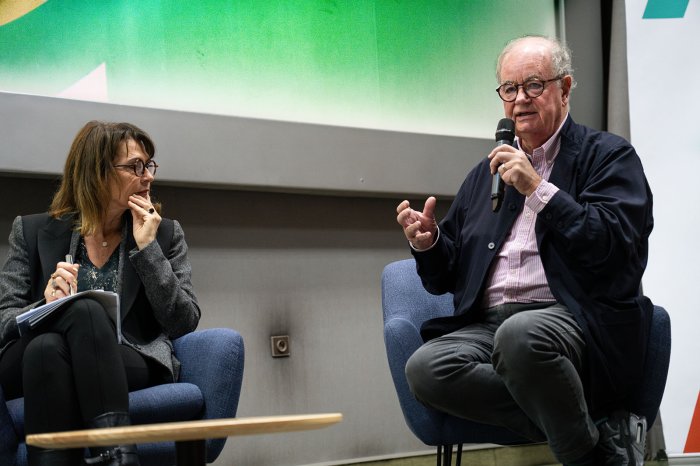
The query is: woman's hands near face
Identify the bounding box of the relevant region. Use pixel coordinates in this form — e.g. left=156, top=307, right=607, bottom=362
left=128, top=194, right=161, bottom=250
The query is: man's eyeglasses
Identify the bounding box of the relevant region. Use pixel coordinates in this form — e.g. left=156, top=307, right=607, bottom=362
left=114, top=159, right=158, bottom=177
left=496, top=76, right=564, bottom=102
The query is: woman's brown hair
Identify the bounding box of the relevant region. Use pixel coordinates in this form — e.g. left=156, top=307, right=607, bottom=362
left=49, top=121, right=156, bottom=235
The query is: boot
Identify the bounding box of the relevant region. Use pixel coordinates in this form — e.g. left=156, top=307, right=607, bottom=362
left=84, top=412, right=140, bottom=466
left=28, top=446, right=83, bottom=466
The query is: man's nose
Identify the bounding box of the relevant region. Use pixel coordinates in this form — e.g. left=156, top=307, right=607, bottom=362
left=514, top=85, right=531, bottom=102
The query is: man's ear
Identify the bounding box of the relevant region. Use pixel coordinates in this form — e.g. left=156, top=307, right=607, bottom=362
left=561, top=75, right=573, bottom=105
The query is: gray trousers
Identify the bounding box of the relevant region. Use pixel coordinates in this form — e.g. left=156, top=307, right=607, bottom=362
left=405, top=303, right=599, bottom=463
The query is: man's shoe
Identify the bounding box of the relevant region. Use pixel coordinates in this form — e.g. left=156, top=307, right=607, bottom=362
left=595, top=410, right=647, bottom=466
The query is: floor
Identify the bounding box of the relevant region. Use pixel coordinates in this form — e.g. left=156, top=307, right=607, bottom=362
left=340, top=444, right=669, bottom=466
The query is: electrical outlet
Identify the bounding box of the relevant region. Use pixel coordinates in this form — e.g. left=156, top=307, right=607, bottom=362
left=270, top=335, right=290, bottom=358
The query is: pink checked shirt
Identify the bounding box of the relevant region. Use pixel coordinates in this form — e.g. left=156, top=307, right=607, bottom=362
left=481, top=116, right=567, bottom=308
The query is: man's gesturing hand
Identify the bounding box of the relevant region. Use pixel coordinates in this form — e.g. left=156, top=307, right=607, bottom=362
left=396, top=196, right=438, bottom=251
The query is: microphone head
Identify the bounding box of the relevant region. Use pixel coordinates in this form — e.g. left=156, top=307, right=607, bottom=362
left=495, top=118, right=515, bottom=144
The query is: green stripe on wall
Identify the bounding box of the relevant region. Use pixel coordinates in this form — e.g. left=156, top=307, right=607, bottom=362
left=643, top=0, right=689, bottom=18
left=0, top=0, right=557, bottom=138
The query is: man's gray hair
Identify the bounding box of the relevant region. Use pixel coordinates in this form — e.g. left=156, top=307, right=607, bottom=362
left=496, top=35, right=577, bottom=90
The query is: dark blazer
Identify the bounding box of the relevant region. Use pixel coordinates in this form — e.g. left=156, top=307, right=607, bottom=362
left=0, top=212, right=201, bottom=381
left=413, top=115, right=654, bottom=416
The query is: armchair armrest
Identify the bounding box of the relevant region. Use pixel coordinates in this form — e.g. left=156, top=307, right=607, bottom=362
left=172, top=328, right=245, bottom=462
left=384, top=317, right=444, bottom=445
left=173, top=328, right=245, bottom=421
left=0, top=386, right=19, bottom=464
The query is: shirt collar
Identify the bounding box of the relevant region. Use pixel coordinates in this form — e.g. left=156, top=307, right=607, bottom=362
left=515, top=113, right=568, bottom=165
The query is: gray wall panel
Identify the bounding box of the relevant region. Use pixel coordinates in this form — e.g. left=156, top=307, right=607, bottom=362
left=0, top=91, right=492, bottom=199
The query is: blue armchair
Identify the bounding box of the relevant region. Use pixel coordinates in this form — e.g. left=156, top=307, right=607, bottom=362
left=382, top=259, right=671, bottom=465
left=0, top=328, right=245, bottom=466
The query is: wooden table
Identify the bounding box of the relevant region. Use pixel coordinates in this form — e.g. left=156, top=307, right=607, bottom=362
left=26, top=413, right=343, bottom=465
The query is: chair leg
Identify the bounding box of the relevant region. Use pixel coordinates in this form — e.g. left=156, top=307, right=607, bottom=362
left=444, top=444, right=452, bottom=466
left=437, top=444, right=459, bottom=466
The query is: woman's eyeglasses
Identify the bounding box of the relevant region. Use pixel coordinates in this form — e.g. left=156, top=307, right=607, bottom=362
left=114, top=159, right=158, bottom=177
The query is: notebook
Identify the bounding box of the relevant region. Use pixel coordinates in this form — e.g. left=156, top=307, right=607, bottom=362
left=16, top=290, right=121, bottom=343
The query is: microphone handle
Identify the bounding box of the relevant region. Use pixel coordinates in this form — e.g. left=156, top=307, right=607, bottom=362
left=491, top=138, right=512, bottom=212
left=491, top=172, right=504, bottom=212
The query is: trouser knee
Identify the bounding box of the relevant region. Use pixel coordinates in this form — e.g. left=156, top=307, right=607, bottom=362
left=492, top=313, right=539, bottom=375
left=24, top=333, right=70, bottom=376
left=59, top=298, right=116, bottom=339
left=405, top=346, right=439, bottom=402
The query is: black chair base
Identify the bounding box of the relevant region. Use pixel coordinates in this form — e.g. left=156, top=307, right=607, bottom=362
left=437, top=444, right=463, bottom=466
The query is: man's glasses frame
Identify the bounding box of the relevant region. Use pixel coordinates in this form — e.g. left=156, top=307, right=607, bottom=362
left=114, top=159, right=159, bottom=177
left=496, top=75, right=564, bottom=102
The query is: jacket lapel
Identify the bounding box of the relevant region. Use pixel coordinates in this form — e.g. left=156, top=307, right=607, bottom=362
left=497, top=187, right=525, bottom=238
left=37, top=215, right=74, bottom=285
left=119, top=216, right=141, bottom=320
left=535, top=116, right=579, bottom=246
left=547, top=116, right=578, bottom=196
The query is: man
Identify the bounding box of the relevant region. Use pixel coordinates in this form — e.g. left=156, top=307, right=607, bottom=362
left=396, top=35, right=653, bottom=466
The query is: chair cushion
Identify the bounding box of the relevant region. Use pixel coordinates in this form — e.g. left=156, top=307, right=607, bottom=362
left=6, top=398, right=23, bottom=438
left=129, top=383, right=204, bottom=425
left=7, top=382, right=204, bottom=438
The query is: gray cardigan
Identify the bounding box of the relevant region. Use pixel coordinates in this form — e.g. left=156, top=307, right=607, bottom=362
left=0, top=213, right=201, bottom=381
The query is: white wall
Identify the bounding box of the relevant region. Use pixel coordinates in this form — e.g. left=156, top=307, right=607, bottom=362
left=626, top=0, right=700, bottom=454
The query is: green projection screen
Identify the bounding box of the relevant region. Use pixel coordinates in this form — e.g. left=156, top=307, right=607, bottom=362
left=1, top=0, right=558, bottom=139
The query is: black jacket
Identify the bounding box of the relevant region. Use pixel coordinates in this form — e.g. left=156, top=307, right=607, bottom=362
left=414, top=116, right=654, bottom=416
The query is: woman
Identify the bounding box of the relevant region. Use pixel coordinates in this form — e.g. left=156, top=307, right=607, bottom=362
left=0, top=121, right=201, bottom=466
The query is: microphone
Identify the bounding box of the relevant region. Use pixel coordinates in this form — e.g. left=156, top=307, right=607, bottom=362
left=491, top=118, right=515, bottom=212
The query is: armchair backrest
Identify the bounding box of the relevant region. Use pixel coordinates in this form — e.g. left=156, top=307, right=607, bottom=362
left=381, top=259, right=453, bottom=324
left=633, top=306, right=671, bottom=426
